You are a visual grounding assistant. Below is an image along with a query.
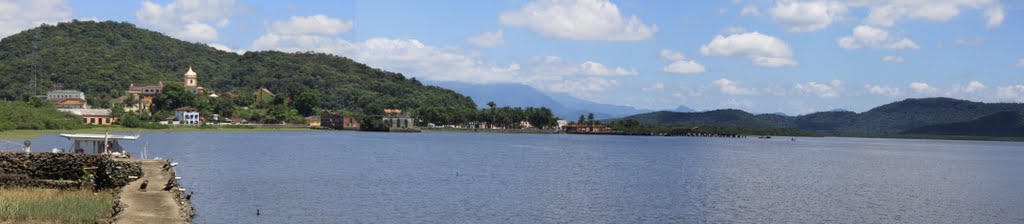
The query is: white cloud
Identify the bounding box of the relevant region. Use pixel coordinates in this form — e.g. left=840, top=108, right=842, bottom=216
left=207, top=43, right=240, bottom=54
left=985, top=5, right=1005, bottom=28
left=0, top=0, right=73, bottom=38
left=740, top=5, right=760, bottom=16
left=642, top=83, right=665, bottom=92
left=1017, top=58, right=1024, bottom=68
left=660, top=49, right=705, bottom=74
left=173, top=22, right=217, bottom=42
left=700, top=32, right=798, bottom=67
left=996, top=85, right=1024, bottom=102
left=837, top=25, right=919, bottom=50
left=712, top=78, right=758, bottom=95
left=770, top=0, right=847, bottom=32
left=964, top=81, right=986, bottom=93
left=499, top=0, right=658, bottom=41
left=866, top=85, right=902, bottom=97
left=135, top=0, right=238, bottom=42
left=467, top=30, right=504, bottom=48
left=578, top=61, right=637, bottom=76
left=794, top=80, right=842, bottom=98
left=544, top=77, right=621, bottom=98
left=269, top=14, right=354, bottom=35
left=881, top=55, right=905, bottom=63
left=858, top=0, right=1005, bottom=28
left=721, top=98, right=754, bottom=109
left=909, top=82, right=939, bottom=94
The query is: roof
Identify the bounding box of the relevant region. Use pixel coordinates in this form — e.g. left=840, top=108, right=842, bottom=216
left=48, top=90, right=83, bottom=94
left=58, top=98, right=86, bottom=105
left=175, top=107, right=197, bottom=112
left=384, top=109, right=402, bottom=114
left=184, top=66, right=197, bottom=77
left=58, top=109, right=111, bottom=116
left=60, top=133, right=139, bottom=141
left=305, top=115, right=321, bottom=120
left=130, top=82, right=164, bottom=88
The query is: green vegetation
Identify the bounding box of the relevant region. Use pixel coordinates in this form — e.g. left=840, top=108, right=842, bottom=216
left=620, top=97, right=1024, bottom=137
left=0, top=126, right=310, bottom=140
left=0, top=100, right=88, bottom=131
left=0, top=188, right=114, bottom=223
left=903, top=111, right=1024, bottom=137
left=604, top=118, right=822, bottom=137
left=0, top=21, right=475, bottom=121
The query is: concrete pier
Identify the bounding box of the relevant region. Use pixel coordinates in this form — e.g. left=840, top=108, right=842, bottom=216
left=114, top=159, right=193, bottom=223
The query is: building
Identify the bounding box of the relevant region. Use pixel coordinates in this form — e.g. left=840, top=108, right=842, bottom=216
left=305, top=115, right=322, bottom=128
left=556, top=120, right=568, bottom=130
left=47, top=90, right=85, bottom=101
left=125, top=66, right=206, bottom=112
left=126, top=82, right=164, bottom=112
left=183, top=66, right=204, bottom=94
left=320, top=111, right=360, bottom=130
left=382, top=109, right=415, bottom=129
left=174, top=107, right=200, bottom=125
left=55, top=98, right=87, bottom=109
left=59, top=109, right=117, bottom=125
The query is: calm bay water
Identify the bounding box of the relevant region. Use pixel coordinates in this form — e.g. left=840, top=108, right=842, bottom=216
left=20, top=131, right=1024, bottom=223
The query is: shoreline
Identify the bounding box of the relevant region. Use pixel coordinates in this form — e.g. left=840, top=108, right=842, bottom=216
left=0, top=126, right=312, bottom=140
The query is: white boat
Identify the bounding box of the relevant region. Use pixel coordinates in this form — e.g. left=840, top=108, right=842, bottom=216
left=59, top=133, right=140, bottom=156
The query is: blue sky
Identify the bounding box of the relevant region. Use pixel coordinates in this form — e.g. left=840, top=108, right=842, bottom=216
left=3, top=0, right=1024, bottom=114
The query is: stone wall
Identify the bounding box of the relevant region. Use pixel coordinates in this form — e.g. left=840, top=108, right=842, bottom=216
left=0, top=152, right=142, bottom=189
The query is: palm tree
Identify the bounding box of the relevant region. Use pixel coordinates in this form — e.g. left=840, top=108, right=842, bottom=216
left=487, top=101, right=496, bottom=128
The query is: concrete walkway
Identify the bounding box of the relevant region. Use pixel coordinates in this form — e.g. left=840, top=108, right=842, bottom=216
left=115, top=160, right=188, bottom=224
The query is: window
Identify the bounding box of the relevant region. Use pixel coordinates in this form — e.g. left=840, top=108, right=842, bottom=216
left=89, top=118, right=95, bottom=124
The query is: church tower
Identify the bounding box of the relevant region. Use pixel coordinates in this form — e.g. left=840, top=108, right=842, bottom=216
left=184, top=66, right=198, bottom=88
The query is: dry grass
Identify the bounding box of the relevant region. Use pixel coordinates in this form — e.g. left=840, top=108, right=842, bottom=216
left=0, top=188, right=114, bottom=224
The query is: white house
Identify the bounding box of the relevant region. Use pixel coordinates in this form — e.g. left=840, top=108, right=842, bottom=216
left=47, top=90, right=85, bottom=101
left=174, top=107, right=200, bottom=125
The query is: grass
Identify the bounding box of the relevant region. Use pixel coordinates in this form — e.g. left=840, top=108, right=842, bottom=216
left=0, top=188, right=114, bottom=224
left=0, top=126, right=312, bottom=140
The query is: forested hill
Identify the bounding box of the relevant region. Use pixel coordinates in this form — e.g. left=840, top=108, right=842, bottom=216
left=0, top=21, right=476, bottom=114
left=621, top=97, right=1024, bottom=135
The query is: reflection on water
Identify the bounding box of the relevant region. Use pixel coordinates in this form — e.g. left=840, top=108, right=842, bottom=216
left=20, top=131, right=1024, bottom=223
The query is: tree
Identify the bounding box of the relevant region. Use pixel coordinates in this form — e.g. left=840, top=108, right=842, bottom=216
left=578, top=115, right=585, bottom=125
left=292, top=89, right=321, bottom=116
left=587, top=113, right=595, bottom=131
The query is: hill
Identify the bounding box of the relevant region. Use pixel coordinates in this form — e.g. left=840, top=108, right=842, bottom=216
left=428, top=81, right=657, bottom=119
left=903, top=111, right=1024, bottom=137
left=619, top=97, right=1024, bottom=135
left=0, top=21, right=475, bottom=115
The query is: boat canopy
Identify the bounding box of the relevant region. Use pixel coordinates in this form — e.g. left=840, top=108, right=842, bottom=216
left=59, top=133, right=139, bottom=154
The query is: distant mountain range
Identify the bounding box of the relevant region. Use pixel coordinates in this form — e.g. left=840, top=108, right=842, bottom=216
left=428, top=81, right=668, bottom=120
left=619, top=97, right=1024, bottom=137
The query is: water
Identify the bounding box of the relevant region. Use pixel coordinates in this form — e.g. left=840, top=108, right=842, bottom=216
left=17, top=131, right=1024, bottom=223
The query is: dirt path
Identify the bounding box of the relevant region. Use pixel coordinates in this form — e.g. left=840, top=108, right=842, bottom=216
left=115, top=160, right=188, bottom=224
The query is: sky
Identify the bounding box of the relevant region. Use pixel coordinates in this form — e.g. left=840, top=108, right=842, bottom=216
left=2, top=0, right=1023, bottom=115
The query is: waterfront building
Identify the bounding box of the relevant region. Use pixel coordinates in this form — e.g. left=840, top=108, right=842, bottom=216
left=305, top=115, right=322, bottom=128
left=556, top=120, right=568, bottom=130
left=174, top=107, right=200, bottom=125
left=320, top=111, right=361, bottom=130
left=382, top=109, right=415, bottom=129
left=59, top=108, right=117, bottom=125
left=562, top=124, right=611, bottom=133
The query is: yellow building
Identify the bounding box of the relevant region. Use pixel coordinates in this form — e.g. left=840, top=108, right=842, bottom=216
left=305, top=115, right=322, bottom=128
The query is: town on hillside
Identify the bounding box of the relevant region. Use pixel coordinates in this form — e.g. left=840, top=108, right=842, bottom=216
left=29, top=65, right=611, bottom=133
